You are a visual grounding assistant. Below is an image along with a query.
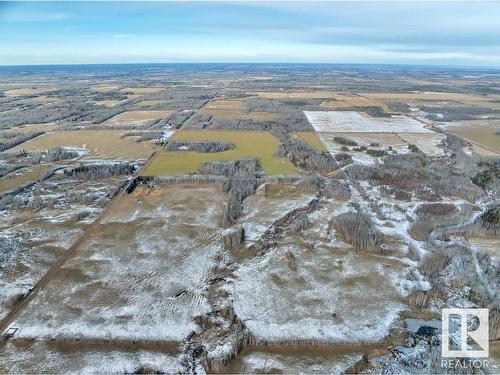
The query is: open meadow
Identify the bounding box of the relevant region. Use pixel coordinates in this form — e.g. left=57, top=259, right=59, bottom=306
left=143, top=130, right=297, bottom=176
left=9, top=130, right=158, bottom=160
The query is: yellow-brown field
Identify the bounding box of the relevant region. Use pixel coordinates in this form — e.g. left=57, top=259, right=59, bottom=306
left=142, top=130, right=297, bottom=176
left=254, top=91, right=343, bottom=99
left=360, top=92, right=496, bottom=102
left=3, top=87, right=55, bottom=96
left=7, top=123, right=61, bottom=133
left=95, top=100, right=124, bottom=107
left=120, top=87, right=164, bottom=94
left=0, top=165, right=51, bottom=194
left=200, top=98, right=276, bottom=120
left=361, top=92, right=500, bottom=108
left=10, top=130, right=156, bottom=160
left=102, top=110, right=173, bottom=125
left=318, top=94, right=391, bottom=112
left=90, top=84, right=119, bottom=92
left=295, top=132, right=327, bottom=151
left=445, top=120, right=500, bottom=154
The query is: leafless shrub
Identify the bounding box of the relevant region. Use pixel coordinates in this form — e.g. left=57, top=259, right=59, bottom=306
left=409, top=203, right=473, bottom=241
left=331, top=210, right=384, bottom=251
left=64, top=162, right=136, bottom=179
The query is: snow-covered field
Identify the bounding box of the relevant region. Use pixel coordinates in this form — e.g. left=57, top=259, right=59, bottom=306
left=0, top=341, right=181, bottom=374
left=223, top=347, right=364, bottom=374
left=232, top=197, right=426, bottom=344
left=398, top=133, right=446, bottom=157
left=240, top=187, right=316, bottom=243
left=0, top=177, right=122, bottom=321
left=8, top=185, right=227, bottom=342
left=304, top=111, right=432, bottom=133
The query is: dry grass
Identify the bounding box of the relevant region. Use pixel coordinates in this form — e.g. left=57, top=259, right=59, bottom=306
left=120, top=87, right=164, bottom=94
left=95, top=100, right=124, bottom=107
left=7, top=123, right=60, bottom=134
left=444, top=120, right=500, bottom=154
left=255, top=91, right=342, bottom=99
left=204, top=99, right=246, bottom=111
left=319, top=94, right=390, bottom=112
left=294, top=132, right=327, bottom=151
left=90, top=84, right=119, bottom=92
left=201, top=98, right=276, bottom=120
left=3, top=87, right=54, bottom=96
left=102, top=110, right=173, bottom=126
left=361, top=92, right=500, bottom=111
left=142, top=130, right=297, bottom=176
left=0, top=165, right=51, bottom=194
left=360, top=92, right=495, bottom=102
left=10, top=130, right=156, bottom=160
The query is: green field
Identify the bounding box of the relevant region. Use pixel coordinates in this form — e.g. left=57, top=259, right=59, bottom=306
left=142, top=130, right=297, bottom=176
left=295, top=131, right=327, bottom=151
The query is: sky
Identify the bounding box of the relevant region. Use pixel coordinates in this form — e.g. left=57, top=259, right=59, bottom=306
left=1, top=1, right=500, bottom=66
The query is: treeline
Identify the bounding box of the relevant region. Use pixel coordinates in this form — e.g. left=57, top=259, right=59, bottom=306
left=166, top=141, right=235, bottom=153
left=0, top=131, right=43, bottom=152
left=64, top=162, right=136, bottom=179
left=195, top=158, right=259, bottom=226
left=275, top=134, right=345, bottom=173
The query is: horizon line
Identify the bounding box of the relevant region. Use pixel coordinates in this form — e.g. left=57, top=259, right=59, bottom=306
left=1, top=62, right=500, bottom=70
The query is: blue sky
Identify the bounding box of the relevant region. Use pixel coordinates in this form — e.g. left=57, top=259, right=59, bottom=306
left=1, top=1, right=500, bottom=66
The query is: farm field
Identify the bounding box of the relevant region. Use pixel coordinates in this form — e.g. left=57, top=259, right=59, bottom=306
left=102, top=110, right=173, bottom=126
left=7, top=185, right=227, bottom=342
left=201, top=98, right=276, bottom=120
left=255, top=91, right=345, bottom=99
left=3, top=87, right=55, bottom=96
left=0, top=175, right=126, bottom=322
left=142, top=130, right=297, bottom=176
left=95, top=99, right=124, bottom=107
left=294, top=131, right=327, bottom=151
left=318, top=94, right=391, bottom=112
left=0, top=340, right=181, bottom=374
left=233, top=195, right=426, bottom=344
left=90, top=84, right=119, bottom=92
left=441, top=120, right=500, bottom=154
left=120, top=87, right=165, bottom=94
left=0, top=164, right=51, bottom=194
left=304, top=111, right=432, bottom=133
left=7, top=123, right=61, bottom=133
left=9, top=130, right=157, bottom=160
left=221, top=347, right=364, bottom=374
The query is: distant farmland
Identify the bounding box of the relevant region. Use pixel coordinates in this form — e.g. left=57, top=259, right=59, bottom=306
left=142, top=130, right=297, bottom=176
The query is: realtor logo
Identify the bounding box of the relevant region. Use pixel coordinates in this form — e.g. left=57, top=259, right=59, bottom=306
left=442, top=308, right=489, bottom=358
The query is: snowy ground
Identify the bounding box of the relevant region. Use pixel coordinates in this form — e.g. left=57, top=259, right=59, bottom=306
left=7, top=185, right=227, bottom=342
left=222, top=347, right=364, bottom=374
left=0, top=176, right=122, bottom=321
left=239, top=187, right=316, bottom=244
left=304, top=111, right=432, bottom=133
left=0, top=341, right=181, bottom=374
left=232, top=198, right=427, bottom=344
